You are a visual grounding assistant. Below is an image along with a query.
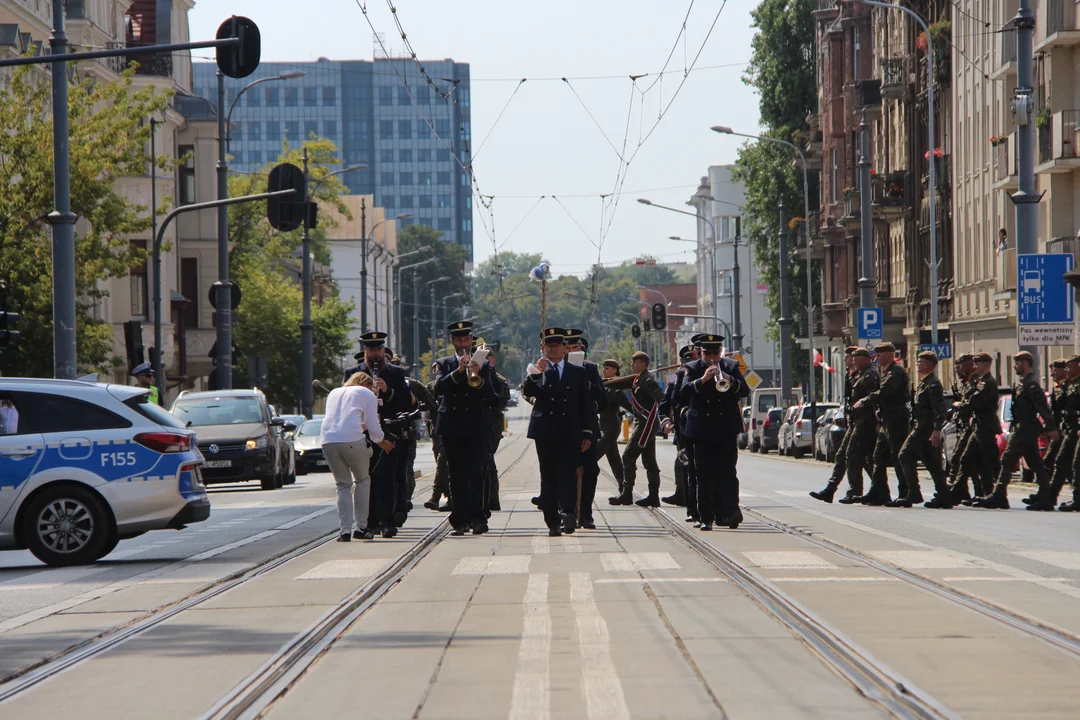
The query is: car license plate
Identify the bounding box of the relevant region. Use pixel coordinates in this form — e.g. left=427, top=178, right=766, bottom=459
left=316, top=460, right=328, bottom=467
left=205, top=460, right=232, bottom=468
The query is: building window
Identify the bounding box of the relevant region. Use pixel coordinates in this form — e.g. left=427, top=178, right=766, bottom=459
left=399, top=171, right=413, bottom=185
left=437, top=171, right=450, bottom=185
left=438, top=218, right=452, bottom=231
left=324, top=120, right=337, bottom=136
left=416, top=171, right=431, bottom=186
left=830, top=149, right=837, bottom=201
left=379, top=172, right=393, bottom=186
left=181, top=257, right=199, bottom=328
left=400, top=195, right=415, bottom=209
left=398, top=86, right=411, bottom=105
left=379, top=120, right=393, bottom=137
left=251, top=150, right=263, bottom=165
left=462, top=219, right=472, bottom=232
left=381, top=149, right=394, bottom=163
left=285, top=121, right=299, bottom=141
left=383, top=195, right=396, bottom=209
left=304, top=87, right=318, bottom=106
left=418, top=195, right=432, bottom=208
left=250, top=121, right=262, bottom=140
left=130, top=240, right=148, bottom=318
left=247, top=88, right=261, bottom=107
left=416, top=86, right=431, bottom=104
left=437, top=194, right=451, bottom=208
left=231, top=123, right=242, bottom=142
left=399, top=149, right=412, bottom=163
left=178, top=145, right=195, bottom=205
left=435, top=118, right=450, bottom=136
left=853, top=26, right=860, bottom=81
left=322, top=87, right=337, bottom=106
left=379, top=86, right=393, bottom=104
left=416, top=149, right=432, bottom=162
left=398, top=119, right=412, bottom=138
left=460, top=88, right=470, bottom=107
left=264, top=86, right=278, bottom=105
left=284, top=87, right=298, bottom=106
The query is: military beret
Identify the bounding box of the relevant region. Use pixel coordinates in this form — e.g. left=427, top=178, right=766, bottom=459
left=1051, top=359, right=1068, bottom=369
left=973, top=352, right=993, bottom=363
left=917, top=350, right=938, bottom=364
left=1015, top=351, right=1034, bottom=364
left=602, top=359, right=621, bottom=371
left=1067, top=354, right=1080, bottom=365
left=852, top=348, right=872, bottom=358
left=873, top=342, right=897, bottom=353
left=955, top=353, right=974, bottom=364
left=631, top=350, right=650, bottom=363
left=845, top=346, right=860, bottom=355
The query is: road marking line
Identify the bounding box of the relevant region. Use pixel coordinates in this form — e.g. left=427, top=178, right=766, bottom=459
left=509, top=573, right=550, bottom=720
left=1012, top=551, right=1080, bottom=570
left=870, top=550, right=982, bottom=570
left=600, top=552, right=680, bottom=572
left=296, top=559, right=388, bottom=580
left=775, top=490, right=812, bottom=497
left=742, top=551, right=838, bottom=569
left=187, top=531, right=280, bottom=561
left=570, top=572, right=629, bottom=720
left=531, top=536, right=550, bottom=555
left=564, top=536, right=583, bottom=554
left=452, top=555, right=532, bottom=576
left=594, top=577, right=728, bottom=584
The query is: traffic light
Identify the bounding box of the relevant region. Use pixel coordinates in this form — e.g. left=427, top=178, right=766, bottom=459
left=0, top=311, right=19, bottom=346
left=267, top=162, right=305, bottom=231
left=216, top=16, right=261, bottom=79
left=651, top=302, right=667, bottom=330
left=643, top=317, right=651, bottom=332
left=123, top=319, right=144, bottom=370
left=631, top=324, right=641, bottom=339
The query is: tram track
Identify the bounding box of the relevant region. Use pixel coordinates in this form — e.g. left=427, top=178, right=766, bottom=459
left=199, top=433, right=532, bottom=720
left=0, top=430, right=528, bottom=709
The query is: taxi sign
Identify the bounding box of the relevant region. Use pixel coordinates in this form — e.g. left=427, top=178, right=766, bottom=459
left=743, top=369, right=762, bottom=390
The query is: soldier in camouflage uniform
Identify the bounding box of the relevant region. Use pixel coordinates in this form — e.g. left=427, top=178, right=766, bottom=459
left=854, top=343, right=912, bottom=505
left=967, top=352, right=1003, bottom=501
left=810, top=346, right=858, bottom=503
left=842, top=348, right=880, bottom=502
left=1026, top=357, right=1075, bottom=511
left=975, top=351, right=1058, bottom=509
left=898, top=351, right=951, bottom=508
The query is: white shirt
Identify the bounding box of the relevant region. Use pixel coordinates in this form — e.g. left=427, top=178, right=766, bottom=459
left=530, top=358, right=564, bottom=386
left=321, top=386, right=385, bottom=445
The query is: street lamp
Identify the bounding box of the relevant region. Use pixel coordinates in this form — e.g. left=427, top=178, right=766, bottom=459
left=214, top=69, right=304, bottom=390
left=390, top=245, right=430, bottom=343
left=402, top=256, right=438, bottom=365
left=713, top=124, right=815, bottom=411
left=427, top=276, right=450, bottom=360
left=442, top=292, right=466, bottom=337
left=363, top=212, right=412, bottom=334
left=225, top=71, right=306, bottom=153
left=299, top=158, right=367, bottom=419
left=638, top=198, right=719, bottom=334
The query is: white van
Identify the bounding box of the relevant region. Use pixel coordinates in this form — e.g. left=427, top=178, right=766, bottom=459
left=749, top=386, right=802, bottom=452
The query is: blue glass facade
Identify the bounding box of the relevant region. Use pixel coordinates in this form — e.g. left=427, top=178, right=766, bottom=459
left=192, top=57, right=473, bottom=255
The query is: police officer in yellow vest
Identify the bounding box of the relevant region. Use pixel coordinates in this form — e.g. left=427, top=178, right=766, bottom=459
left=132, top=362, right=159, bottom=405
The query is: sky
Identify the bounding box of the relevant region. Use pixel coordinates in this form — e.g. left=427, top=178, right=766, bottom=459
left=188, top=0, right=761, bottom=277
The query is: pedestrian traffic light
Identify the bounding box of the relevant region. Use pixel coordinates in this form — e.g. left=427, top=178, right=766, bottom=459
left=267, top=163, right=305, bottom=231
left=651, top=302, right=667, bottom=330
left=216, top=16, right=261, bottom=79
left=631, top=324, right=641, bottom=339
left=643, top=317, right=651, bottom=332
left=0, top=311, right=19, bottom=346
left=123, top=319, right=144, bottom=370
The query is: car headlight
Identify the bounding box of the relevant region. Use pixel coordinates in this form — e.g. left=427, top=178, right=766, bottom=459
left=296, top=448, right=306, bottom=456
left=246, top=436, right=268, bottom=450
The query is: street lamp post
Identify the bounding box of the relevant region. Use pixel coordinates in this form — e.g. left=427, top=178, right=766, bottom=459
left=215, top=69, right=305, bottom=390
left=398, top=256, right=436, bottom=365
left=224, top=71, right=306, bottom=154
left=392, top=247, right=431, bottom=345
left=427, top=276, right=450, bottom=362
left=300, top=157, right=366, bottom=419
left=442, top=292, right=466, bottom=340
left=364, top=213, right=412, bottom=335
left=712, top=126, right=816, bottom=412
left=639, top=198, right=719, bottom=334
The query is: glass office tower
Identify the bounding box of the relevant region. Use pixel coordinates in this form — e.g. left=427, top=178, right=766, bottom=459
left=192, top=57, right=473, bottom=255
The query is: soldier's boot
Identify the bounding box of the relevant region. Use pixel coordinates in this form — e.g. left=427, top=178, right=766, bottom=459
left=838, top=480, right=863, bottom=504
left=1027, top=477, right=1064, bottom=511
left=1060, top=484, right=1080, bottom=511
left=809, top=481, right=840, bottom=503
left=635, top=494, right=660, bottom=507
left=949, top=482, right=973, bottom=506
left=973, top=483, right=1010, bottom=509
left=608, top=493, right=633, bottom=505
left=423, top=492, right=442, bottom=510
left=924, top=476, right=954, bottom=509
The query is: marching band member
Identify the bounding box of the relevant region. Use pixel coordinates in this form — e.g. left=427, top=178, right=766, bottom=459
left=432, top=321, right=498, bottom=535
left=484, top=345, right=511, bottom=513
left=522, top=328, right=593, bottom=536
left=677, top=334, right=749, bottom=530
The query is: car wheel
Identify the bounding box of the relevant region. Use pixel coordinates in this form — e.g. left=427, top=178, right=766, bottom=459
left=260, top=474, right=278, bottom=491
left=285, top=466, right=297, bottom=485
left=96, top=533, right=121, bottom=561
left=23, top=485, right=113, bottom=567
left=792, top=446, right=804, bottom=459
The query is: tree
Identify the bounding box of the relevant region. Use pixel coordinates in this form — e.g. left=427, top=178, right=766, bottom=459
left=0, top=65, right=171, bottom=377
left=226, top=137, right=354, bottom=407
left=397, top=225, right=470, bottom=363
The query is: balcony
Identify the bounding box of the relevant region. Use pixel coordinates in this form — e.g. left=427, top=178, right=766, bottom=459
left=992, top=132, right=1018, bottom=190
left=879, top=55, right=913, bottom=101
left=994, top=247, right=1017, bottom=298
left=918, top=53, right=952, bottom=90
left=1036, top=110, right=1080, bottom=174
left=841, top=189, right=860, bottom=228
left=105, top=41, right=173, bottom=78
left=870, top=171, right=909, bottom=221
left=990, top=25, right=1018, bottom=80
left=795, top=212, right=825, bottom=262
left=1036, top=0, right=1080, bottom=51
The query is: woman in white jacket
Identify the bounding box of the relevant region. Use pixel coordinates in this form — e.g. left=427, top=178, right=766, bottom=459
left=321, top=372, right=394, bottom=541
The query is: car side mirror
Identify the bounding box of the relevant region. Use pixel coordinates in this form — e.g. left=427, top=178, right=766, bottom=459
left=270, top=417, right=285, bottom=426
left=283, top=422, right=297, bottom=433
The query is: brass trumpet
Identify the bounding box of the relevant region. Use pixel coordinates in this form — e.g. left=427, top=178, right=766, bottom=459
left=458, top=345, right=485, bottom=388
left=708, top=361, right=733, bottom=392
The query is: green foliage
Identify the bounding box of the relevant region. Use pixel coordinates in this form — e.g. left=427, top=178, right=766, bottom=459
left=0, top=65, right=172, bottom=377
left=743, top=0, right=817, bottom=135
left=227, top=137, right=353, bottom=407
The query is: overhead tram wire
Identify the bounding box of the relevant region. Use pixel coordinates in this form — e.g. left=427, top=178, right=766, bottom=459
left=472, top=78, right=526, bottom=160
left=385, top=0, right=457, bottom=99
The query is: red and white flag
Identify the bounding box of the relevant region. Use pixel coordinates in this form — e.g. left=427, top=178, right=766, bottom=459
left=814, top=350, right=836, bottom=374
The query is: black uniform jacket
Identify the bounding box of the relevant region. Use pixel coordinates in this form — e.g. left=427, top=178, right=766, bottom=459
left=578, top=359, right=606, bottom=437
left=676, top=357, right=749, bottom=440
left=521, top=361, right=593, bottom=444
left=432, top=355, right=498, bottom=438
left=343, top=361, right=412, bottom=417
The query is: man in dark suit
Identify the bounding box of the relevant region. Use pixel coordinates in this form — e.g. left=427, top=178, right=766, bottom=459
left=660, top=344, right=696, bottom=513
left=343, top=332, right=413, bottom=537
left=483, top=347, right=511, bottom=513
left=433, top=321, right=498, bottom=535
left=522, top=327, right=594, bottom=536
left=564, top=329, right=607, bottom=529
left=678, top=334, right=750, bottom=530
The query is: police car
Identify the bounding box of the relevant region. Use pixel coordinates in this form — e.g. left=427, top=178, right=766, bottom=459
left=0, top=378, right=209, bottom=566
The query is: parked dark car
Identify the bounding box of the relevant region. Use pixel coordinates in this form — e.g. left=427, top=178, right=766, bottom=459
left=738, top=406, right=752, bottom=449
left=814, top=408, right=847, bottom=462
left=171, top=389, right=296, bottom=490
left=759, top=407, right=784, bottom=454
left=293, top=418, right=327, bottom=475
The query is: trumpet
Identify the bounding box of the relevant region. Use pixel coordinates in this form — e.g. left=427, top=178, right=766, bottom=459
left=458, top=344, right=486, bottom=388
left=706, top=360, right=732, bottom=392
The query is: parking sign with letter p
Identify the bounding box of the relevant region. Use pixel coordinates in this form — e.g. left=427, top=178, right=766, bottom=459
left=857, top=307, right=883, bottom=340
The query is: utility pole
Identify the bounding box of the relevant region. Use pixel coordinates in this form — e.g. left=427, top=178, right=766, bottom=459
left=214, top=70, right=232, bottom=389
left=858, top=107, right=876, bottom=310
left=300, top=148, right=314, bottom=418
left=731, top=216, right=743, bottom=352
left=1012, top=0, right=1041, bottom=360
left=360, top=198, right=368, bottom=333
left=412, top=280, right=420, bottom=371
left=48, top=0, right=77, bottom=378
left=778, top=203, right=793, bottom=405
